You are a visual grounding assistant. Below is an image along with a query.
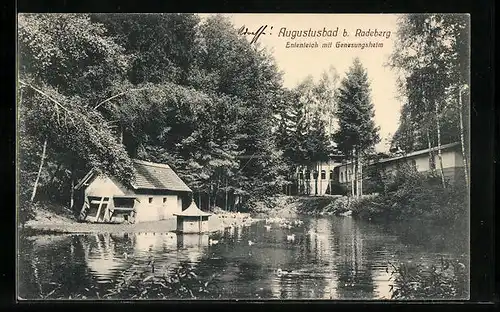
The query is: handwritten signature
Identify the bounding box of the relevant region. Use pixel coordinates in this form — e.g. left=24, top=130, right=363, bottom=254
left=238, top=25, right=271, bottom=44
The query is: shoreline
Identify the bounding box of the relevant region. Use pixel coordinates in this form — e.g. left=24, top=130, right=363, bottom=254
left=22, top=212, right=262, bottom=236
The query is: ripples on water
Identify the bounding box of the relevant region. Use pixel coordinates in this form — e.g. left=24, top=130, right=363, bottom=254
left=18, top=216, right=468, bottom=300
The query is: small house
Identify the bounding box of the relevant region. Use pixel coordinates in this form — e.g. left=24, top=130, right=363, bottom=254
left=75, top=159, right=192, bottom=224
left=173, top=201, right=211, bottom=234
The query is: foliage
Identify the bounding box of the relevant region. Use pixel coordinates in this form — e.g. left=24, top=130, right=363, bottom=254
left=333, top=58, right=380, bottom=158
left=102, top=262, right=220, bottom=299
left=388, top=256, right=468, bottom=299
left=91, top=13, right=201, bottom=86
left=350, top=163, right=468, bottom=223
left=389, top=14, right=470, bottom=155
left=18, top=13, right=299, bottom=223
left=37, top=262, right=220, bottom=300
left=323, top=196, right=350, bottom=214
left=275, top=70, right=339, bottom=192
left=18, top=13, right=129, bottom=104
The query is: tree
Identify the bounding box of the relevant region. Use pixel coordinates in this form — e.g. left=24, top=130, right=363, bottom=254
left=333, top=58, right=380, bottom=197
left=18, top=14, right=135, bottom=219
left=389, top=14, right=470, bottom=187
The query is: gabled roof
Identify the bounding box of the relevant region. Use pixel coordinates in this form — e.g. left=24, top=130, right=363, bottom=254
left=131, top=160, right=192, bottom=192
left=74, top=159, right=192, bottom=193
left=174, top=201, right=211, bottom=217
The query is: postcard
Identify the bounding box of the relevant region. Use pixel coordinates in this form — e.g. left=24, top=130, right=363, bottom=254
left=16, top=13, right=470, bottom=300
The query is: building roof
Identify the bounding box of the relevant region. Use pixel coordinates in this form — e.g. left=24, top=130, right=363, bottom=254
left=336, top=142, right=461, bottom=167
left=376, top=142, right=461, bottom=165
left=131, top=160, right=192, bottom=192
left=74, top=159, right=192, bottom=193
left=173, top=202, right=211, bottom=217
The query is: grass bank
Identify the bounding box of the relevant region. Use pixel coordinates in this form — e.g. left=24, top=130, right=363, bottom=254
left=21, top=204, right=260, bottom=236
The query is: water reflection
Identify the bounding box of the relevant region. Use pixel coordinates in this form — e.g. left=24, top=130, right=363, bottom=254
left=18, top=216, right=468, bottom=300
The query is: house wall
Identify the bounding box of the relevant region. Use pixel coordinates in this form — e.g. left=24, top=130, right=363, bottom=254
left=178, top=217, right=209, bottom=233
left=293, top=147, right=464, bottom=196
left=83, top=175, right=186, bottom=224
left=135, top=194, right=181, bottom=223
left=297, top=160, right=341, bottom=196
left=84, top=175, right=127, bottom=198
left=334, top=148, right=464, bottom=193
left=337, top=163, right=355, bottom=184
left=380, top=149, right=460, bottom=175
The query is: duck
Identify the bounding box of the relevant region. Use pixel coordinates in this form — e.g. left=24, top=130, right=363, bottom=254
left=209, top=239, right=219, bottom=246
left=248, top=240, right=255, bottom=246
left=286, top=234, right=295, bottom=242
left=275, top=268, right=292, bottom=277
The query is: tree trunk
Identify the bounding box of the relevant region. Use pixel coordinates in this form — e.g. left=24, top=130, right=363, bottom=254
left=208, top=185, right=211, bottom=211
left=459, top=88, right=469, bottom=189
left=119, top=125, right=124, bottom=145
left=225, top=177, right=228, bottom=211
left=351, top=155, right=355, bottom=197
left=354, top=149, right=359, bottom=198
left=426, top=129, right=435, bottom=173
left=434, top=102, right=446, bottom=188
left=315, top=163, right=318, bottom=196
left=30, top=139, right=48, bottom=202
left=359, top=155, right=363, bottom=196
left=70, top=178, right=75, bottom=210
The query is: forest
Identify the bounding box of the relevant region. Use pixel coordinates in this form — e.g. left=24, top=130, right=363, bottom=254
left=17, top=13, right=342, bottom=221
left=17, top=13, right=470, bottom=224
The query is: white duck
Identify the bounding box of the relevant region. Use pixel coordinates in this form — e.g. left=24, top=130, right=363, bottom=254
left=248, top=240, right=255, bottom=246
left=275, top=268, right=292, bottom=277
left=209, top=239, right=219, bottom=246
left=286, top=234, right=295, bottom=242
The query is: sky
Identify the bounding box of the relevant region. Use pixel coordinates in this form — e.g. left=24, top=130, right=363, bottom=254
left=198, top=13, right=403, bottom=153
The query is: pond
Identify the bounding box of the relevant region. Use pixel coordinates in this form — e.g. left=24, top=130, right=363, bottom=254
left=17, top=215, right=469, bottom=300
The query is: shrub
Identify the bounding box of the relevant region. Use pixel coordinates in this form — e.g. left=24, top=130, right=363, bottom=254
left=349, top=163, right=468, bottom=223
left=39, top=262, right=221, bottom=299
left=388, top=256, right=468, bottom=300
left=18, top=201, right=37, bottom=228
left=324, top=196, right=350, bottom=214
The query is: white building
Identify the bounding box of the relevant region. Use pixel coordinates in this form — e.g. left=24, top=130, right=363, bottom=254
left=75, top=159, right=192, bottom=223
left=297, top=142, right=465, bottom=195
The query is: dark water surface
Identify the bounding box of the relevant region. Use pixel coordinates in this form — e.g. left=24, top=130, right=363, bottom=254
left=18, top=216, right=468, bottom=300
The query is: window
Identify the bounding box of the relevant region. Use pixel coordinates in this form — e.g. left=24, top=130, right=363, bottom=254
left=321, top=170, right=326, bottom=180
left=163, top=198, right=167, bottom=203
left=348, top=170, right=351, bottom=181
left=149, top=197, right=153, bottom=204
left=313, top=171, right=319, bottom=179
left=329, top=170, right=334, bottom=180
left=340, top=172, right=344, bottom=182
